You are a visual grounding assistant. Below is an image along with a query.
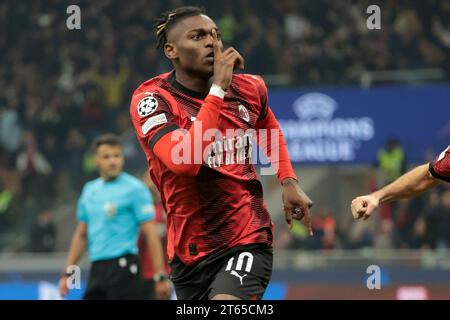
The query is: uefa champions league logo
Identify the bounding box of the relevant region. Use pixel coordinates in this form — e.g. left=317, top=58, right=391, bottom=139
left=137, top=95, right=159, bottom=117
left=292, top=93, right=338, bottom=120
left=278, top=92, right=375, bottom=162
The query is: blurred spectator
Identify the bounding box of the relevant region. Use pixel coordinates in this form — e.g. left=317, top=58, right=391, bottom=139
left=217, top=5, right=236, bottom=44
left=29, top=209, right=56, bottom=253
left=15, top=131, right=53, bottom=207
left=0, top=170, right=21, bottom=234
left=79, top=85, right=105, bottom=134
left=377, top=138, right=407, bottom=186
left=89, top=57, right=130, bottom=114
left=116, top=111, right=146, bottom=173
left=424, top=190, right=444, bottom=249
left=0, top=99, right=23, bottom=155
left=64, top=128, right=86, bottom=179
left=289, top=207, right=337, bottom=250
left=409, top=217, right=429, bottom=249
left=313, top=207, right=337, bottom=250
left=288, top=220, right=310, bottom=250
left=16, top=131, right=52, bottom=178
left=0, top=181, right=12, bottom=215
left=345, top=219, right=374, bottom=249
left=435, top=189, right=450, bottom=249
left=373, top=219, right=396, bottom=249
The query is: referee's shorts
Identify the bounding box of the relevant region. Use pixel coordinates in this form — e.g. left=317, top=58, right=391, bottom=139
left=83, top=254, right=144, bottom=300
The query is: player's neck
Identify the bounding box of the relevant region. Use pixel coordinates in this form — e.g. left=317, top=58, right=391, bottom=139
left=174, top=70, right=211, bottom=95
left=100, top=173, right=121, bottom=182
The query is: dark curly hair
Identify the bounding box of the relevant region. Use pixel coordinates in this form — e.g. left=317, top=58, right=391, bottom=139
left=153, top=6, right=206, bottom=49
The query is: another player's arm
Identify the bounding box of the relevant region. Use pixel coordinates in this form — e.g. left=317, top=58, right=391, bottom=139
left=152, top=30, right=244, bottom=176
left=351, top=164, right=440, bottom=220
left=254, top=84, right=313, bottom=235
left=59, top=222, right=87, bottom=297
left=140, top=221, right=172, bottom=299
left=374, top=164, right=439, bottom=202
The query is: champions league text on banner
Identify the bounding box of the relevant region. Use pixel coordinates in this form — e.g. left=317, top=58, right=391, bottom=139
left=270, top=85, right=450, bottom=164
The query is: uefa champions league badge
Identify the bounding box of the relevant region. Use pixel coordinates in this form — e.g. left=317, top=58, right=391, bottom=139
left=137, top=94, right=158, bottom=117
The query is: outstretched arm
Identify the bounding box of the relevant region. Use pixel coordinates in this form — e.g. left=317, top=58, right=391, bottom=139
left=351, top=164, right=440, bottom=220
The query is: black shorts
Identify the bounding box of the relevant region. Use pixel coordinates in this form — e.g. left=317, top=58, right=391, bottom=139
left=83, top=254, right=145, bottom=300
left=170, top=244, right=273, bottom=300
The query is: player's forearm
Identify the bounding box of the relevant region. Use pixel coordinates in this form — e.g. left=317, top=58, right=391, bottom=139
left=154, top=93, right=223, bottom=176
left=373, top=164, right=439, bottom=203
left=255, top=108, right=297, bottom=182
left=145, top=227, right=167, bottom=275
left=64, top=228, right=86, bottom=270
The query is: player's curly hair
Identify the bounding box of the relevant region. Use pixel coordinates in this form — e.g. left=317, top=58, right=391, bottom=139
left=153, top=6, right=206, bottom=49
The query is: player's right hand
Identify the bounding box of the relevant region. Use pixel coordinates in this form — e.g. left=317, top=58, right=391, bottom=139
left=282, top=178, right=313, bottom=236
left=59, top=275, right=69, bottom=298
left=211, top=28, right=244, bottom=91
left=351, top=195, right=380, bottom=220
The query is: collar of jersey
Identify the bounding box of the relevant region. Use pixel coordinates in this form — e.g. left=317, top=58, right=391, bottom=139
left=168, top=71, right=208, bottom=100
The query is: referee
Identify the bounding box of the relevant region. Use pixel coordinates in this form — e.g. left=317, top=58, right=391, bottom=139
left=59, top=134, right=171, bottom=299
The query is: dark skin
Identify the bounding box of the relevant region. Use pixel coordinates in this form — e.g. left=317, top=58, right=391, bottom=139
left=162, top=14, right=313, bottom=300
left=164, top=14, right=244, bottom=92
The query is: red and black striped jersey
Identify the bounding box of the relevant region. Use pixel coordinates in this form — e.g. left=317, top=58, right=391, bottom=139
left=429, top=145, right=450, bottom=182
left=130, top=71, right=273, bottom=265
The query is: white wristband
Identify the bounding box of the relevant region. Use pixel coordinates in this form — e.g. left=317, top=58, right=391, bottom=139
left=209, top=84, right=226, bottom=99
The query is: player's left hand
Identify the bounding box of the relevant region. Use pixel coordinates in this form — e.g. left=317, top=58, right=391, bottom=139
left=155, top=279, right=172, bottom=300
left=281, top=178, right=313, bottom=235
left=351, top=194, right=380, bottom=220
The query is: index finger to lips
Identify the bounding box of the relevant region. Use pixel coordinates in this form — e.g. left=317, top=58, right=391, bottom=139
left=235, top=53, right=245, bottom=69
left=212, top=29, right=221, bottom=57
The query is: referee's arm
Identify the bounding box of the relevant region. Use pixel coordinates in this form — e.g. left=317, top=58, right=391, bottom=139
left=140, top=221, right=166, bottom=275
left=59, top=222, right=87, bottom=297
left=140, top=221, right=171, bottom=298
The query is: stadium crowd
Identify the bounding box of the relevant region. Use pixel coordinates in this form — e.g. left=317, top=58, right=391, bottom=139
left=1, top=0, right=450, bottom=251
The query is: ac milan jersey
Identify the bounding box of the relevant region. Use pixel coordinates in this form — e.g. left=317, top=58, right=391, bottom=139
left=130, top=71, right=273, bottom=265
left=429, top=145, right=450, bottom=182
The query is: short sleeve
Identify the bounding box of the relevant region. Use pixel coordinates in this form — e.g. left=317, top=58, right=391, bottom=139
left=429, top=145, right=450, bottom=182
left=131, top=183, right=155, bottom=223
left=76, top=194, right=88, bottom=223
left=130, top=90, right=179, bottom=151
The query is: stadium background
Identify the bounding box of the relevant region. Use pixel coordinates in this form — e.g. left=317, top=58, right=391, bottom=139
left=1, top=0, right=450, bottom=300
